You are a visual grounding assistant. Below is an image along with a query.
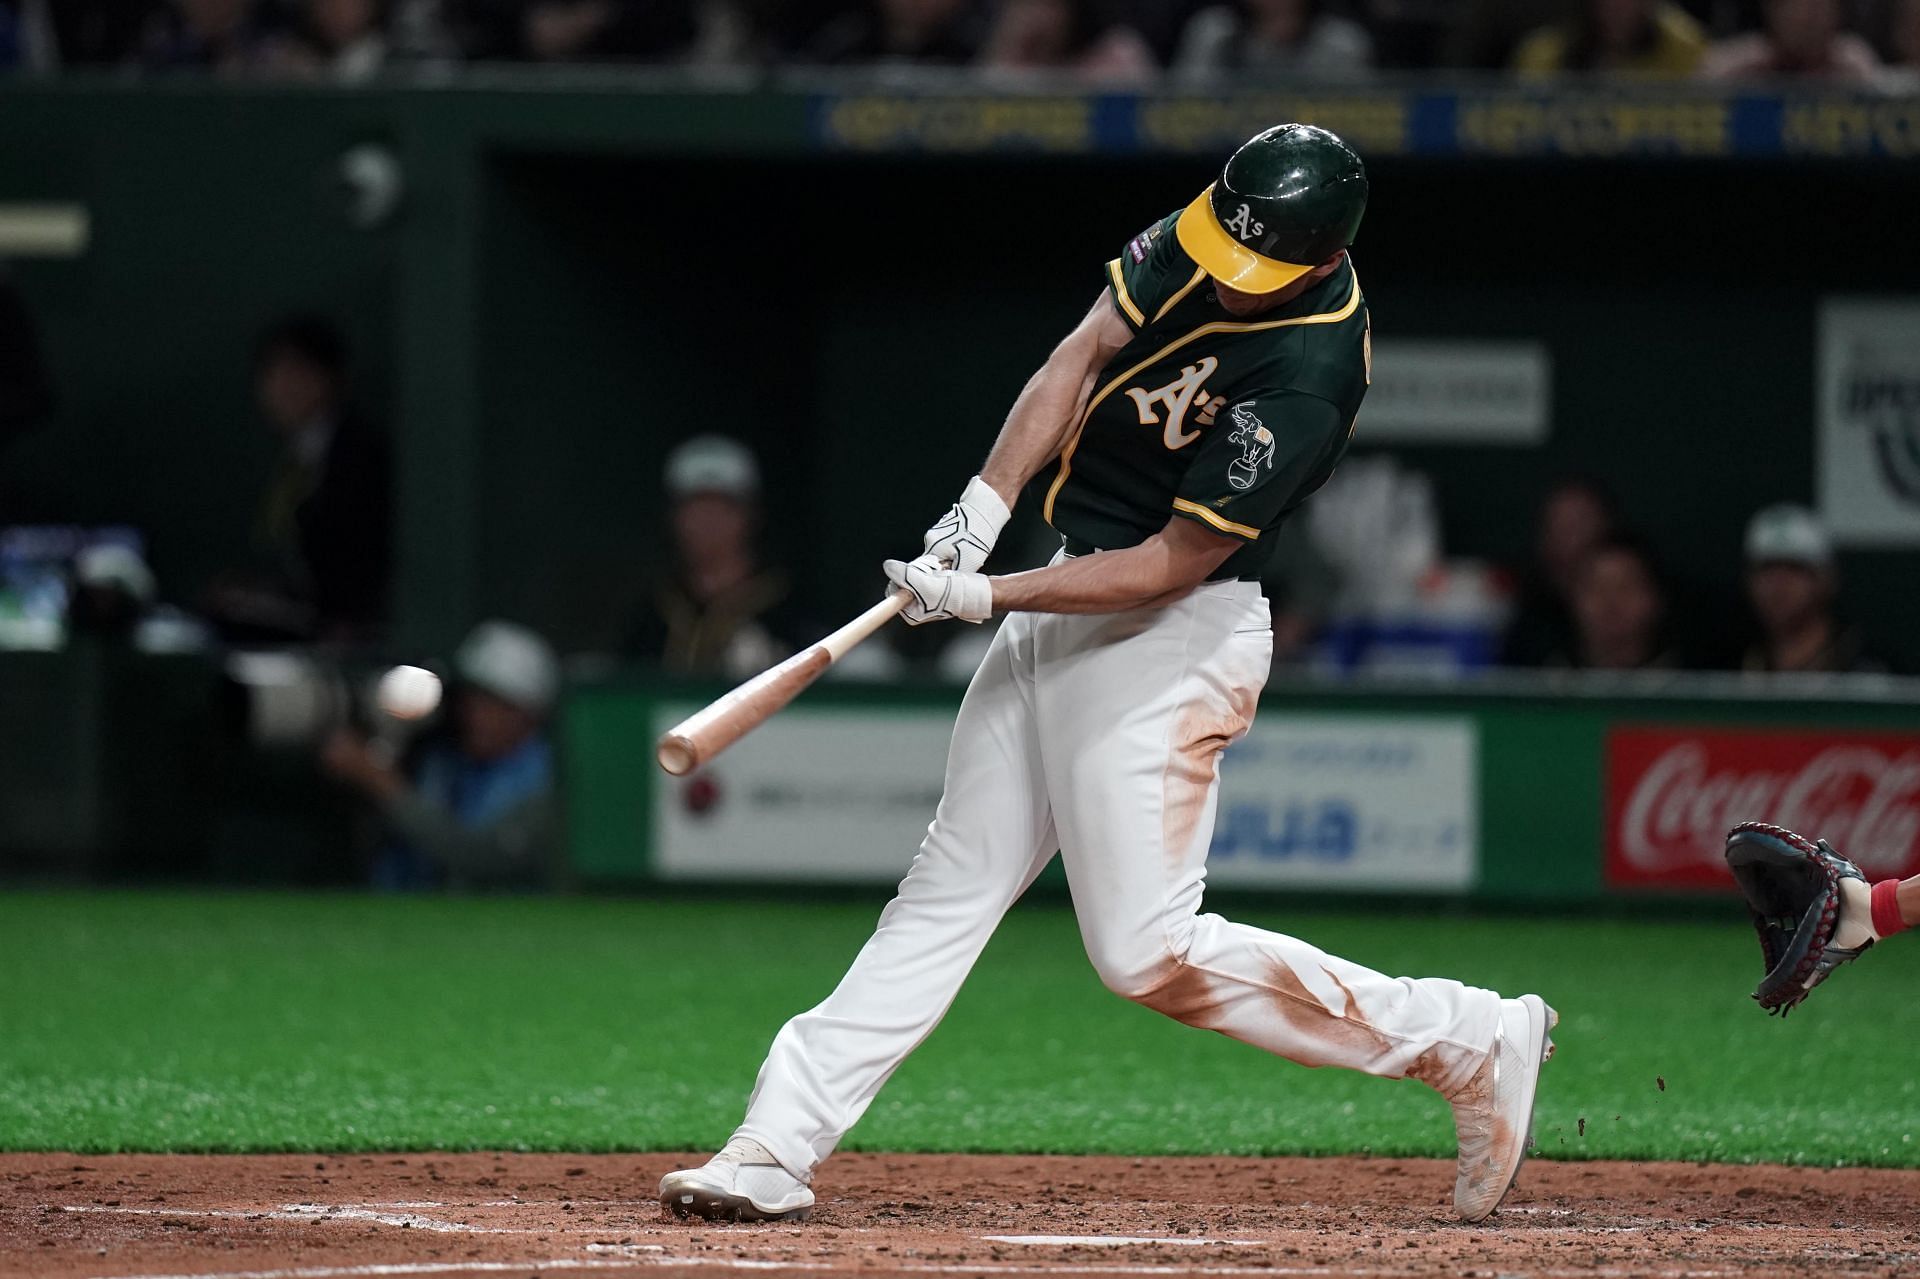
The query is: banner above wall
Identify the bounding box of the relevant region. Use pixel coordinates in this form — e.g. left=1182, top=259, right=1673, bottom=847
left=1361, top=340, right=1551, bottom=445
left=1817, top=298, right=1920, bottom=547
left=812, top=90, right=1920, bottom=159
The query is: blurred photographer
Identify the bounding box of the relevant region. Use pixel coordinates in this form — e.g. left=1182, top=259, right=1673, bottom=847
left=321, top=620, right=561, bottom=891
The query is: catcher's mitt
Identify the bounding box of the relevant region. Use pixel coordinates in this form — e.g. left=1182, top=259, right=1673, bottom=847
left=1724, top=821, right=1871, bottom=1016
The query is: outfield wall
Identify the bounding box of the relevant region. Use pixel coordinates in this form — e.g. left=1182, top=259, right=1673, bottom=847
left=566, top=675, right=1920, bottom=904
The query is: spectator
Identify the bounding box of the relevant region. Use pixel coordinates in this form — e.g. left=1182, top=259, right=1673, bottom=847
left=262, top=0, right=390, bottom=78
left=455, top=0, right=700, bottom=62
left=0, top=0, right=55, bottom=68
left=48, top=0, right=152, bottom=65
left=0, top=268, right=54, bottom=453
left=1698, top=0, right=1882, bottom=78
left=1740, top=504, right=1882, bottom=674
left=628, top=435, right=812, bottom=678
left=1549, top=534, right=1682, bottom=671
left=1440, top=0, right=1551, bottom=69
left=67, top=543, right=157, bottom=642
left=801, top=0, right=984, bottom=64
left=977, top=0, right=1156, bottom=82
left=322, top=620, right=562, bottom=890
left=1883, top=0, right=1920, bottom=80
left=141, top=0, right=270, bottom=70
left=1512, top=0, right=1707, bottom=74
left=1501, top=476, right=1617, bottom=667
left=202, top=315, right=392, bottom=643
left=1174, top=0, right=1374, bottom=75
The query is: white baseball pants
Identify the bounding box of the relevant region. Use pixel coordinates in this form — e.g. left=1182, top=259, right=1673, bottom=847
left=735, top=572, right=1501, bottom=1178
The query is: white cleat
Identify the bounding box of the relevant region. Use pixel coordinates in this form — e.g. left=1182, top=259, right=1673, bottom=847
left=658, top=1137, right=815, bottom=1222
left=1448, top=993, right=1557, bottom=1224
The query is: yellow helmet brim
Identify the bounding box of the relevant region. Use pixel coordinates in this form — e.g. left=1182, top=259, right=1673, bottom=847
left=1175, top=186, right=1316, bottom=294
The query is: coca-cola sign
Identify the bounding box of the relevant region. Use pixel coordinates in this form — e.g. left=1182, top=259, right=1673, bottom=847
left=1607, top=727, right=1920, bottom=889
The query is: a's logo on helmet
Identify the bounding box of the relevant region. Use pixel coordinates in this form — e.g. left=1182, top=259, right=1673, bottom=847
left=1222, top=202, right=1265, bottom=243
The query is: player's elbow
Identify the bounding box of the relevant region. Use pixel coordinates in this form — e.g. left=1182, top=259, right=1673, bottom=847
left=1142, top=525, right=1241, bottom=597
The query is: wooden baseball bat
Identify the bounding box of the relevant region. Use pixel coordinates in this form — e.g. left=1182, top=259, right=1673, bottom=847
left=655, top=590, right=913, bottom=776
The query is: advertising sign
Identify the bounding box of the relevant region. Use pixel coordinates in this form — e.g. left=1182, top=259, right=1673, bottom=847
left=1607, top=726, right=1920, bottom=889
left=1816, top=298, right=1920, bottom=546
left=1208, top=717, right=1479, bottom=892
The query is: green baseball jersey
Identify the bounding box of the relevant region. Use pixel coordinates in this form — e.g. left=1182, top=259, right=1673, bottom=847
left=1040, top=209, right=1369, bottom=580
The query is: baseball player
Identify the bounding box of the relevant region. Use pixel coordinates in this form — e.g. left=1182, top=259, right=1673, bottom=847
left=660, top=124, right=1556, bottom=1226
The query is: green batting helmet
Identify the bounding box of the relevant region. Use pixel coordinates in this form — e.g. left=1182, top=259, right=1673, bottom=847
left=1175, top=123, right=1369, bottom=294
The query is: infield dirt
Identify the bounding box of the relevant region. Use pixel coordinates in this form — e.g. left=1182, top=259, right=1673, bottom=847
left=5, top=1152, right=1918, bottom=1279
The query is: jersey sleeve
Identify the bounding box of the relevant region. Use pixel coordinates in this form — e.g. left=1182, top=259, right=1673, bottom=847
left=1104, top=211, right=1193, bottom=333
left=1171, top=392, right=1353, bottom=543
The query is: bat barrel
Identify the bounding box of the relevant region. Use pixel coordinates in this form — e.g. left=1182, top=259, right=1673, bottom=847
left=656, top=734, right=699, bottom=776
left=652, top=591, right=911, bottom=776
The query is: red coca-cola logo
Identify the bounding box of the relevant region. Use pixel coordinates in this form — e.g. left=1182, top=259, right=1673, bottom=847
left=1606, top=727, right=1920, bottom=889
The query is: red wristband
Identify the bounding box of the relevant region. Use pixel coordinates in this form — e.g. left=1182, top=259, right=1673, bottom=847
left=1871, top=879, right=1908, bottom=939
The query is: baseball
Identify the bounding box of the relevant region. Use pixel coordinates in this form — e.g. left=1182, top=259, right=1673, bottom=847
left=376, top=664, right=443, bottom=721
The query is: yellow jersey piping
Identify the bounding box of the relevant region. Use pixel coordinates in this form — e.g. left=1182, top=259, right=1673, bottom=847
left=1153, top=266, right=1208, bottom=323
left=1043, top=270, right=1363, bottom=526
left=1107, top=259, right=1145, bottom=328
left=1172, top=497, right=1261, bottom=540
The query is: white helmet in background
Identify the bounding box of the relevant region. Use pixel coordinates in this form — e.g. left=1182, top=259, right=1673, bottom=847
left=455, top=620, right=560, bottom=715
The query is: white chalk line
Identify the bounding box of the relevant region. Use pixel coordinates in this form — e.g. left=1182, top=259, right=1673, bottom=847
left=59, top=1203, right=542, bottom=1235
left=74, top=1198, right=1898, bottom=1279
left=86, top=1244, right=1858, bottom=1275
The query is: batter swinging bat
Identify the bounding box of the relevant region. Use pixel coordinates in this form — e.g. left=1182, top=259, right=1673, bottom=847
left=655, top=590, right=913, bottom=776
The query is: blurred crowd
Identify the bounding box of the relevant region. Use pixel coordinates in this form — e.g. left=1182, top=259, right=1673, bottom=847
left=2, top=0, right=1917, bottom=84
left=0, top=298, right=1896, bottom=686
left=0, top=295, right=1900, bottom=889
left=631, top=434, right=1894, bottom=685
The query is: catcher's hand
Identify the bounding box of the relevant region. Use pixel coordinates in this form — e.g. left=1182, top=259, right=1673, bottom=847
left=1724, top=822, right=1873, bottom=1016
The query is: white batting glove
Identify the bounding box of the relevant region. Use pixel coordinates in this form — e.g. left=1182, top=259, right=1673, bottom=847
left=884, top=553, right=992, bottom=626
left=922, top=476, right=1011, bottom=575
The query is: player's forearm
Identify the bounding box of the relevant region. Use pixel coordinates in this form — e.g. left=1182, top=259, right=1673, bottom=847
left=977, top=356, right=1097, bottom=508
left=989, top=541, right=1204, bottom=615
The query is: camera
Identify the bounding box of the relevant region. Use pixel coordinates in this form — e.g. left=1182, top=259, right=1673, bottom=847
left=221, top=651, right=442, bottom=750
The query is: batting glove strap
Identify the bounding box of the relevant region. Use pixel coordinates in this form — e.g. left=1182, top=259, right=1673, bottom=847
left=922, top=476, right=1012, bottom=576
left=884, top=554, right=992, bottom=625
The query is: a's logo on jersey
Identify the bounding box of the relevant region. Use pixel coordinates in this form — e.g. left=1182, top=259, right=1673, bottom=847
left=1226, top=403, right=1275, bottom=491
left=1125, top=356, right=1219, bottom=451
left=1223, top=203, right=1265, bottom=243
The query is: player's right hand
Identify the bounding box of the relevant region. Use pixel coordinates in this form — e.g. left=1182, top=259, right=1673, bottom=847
left=885, top=553, right=992, bottom=626
left=922, top=476, right=1011, bottom=576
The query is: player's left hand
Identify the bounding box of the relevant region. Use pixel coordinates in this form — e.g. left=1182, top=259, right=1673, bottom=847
left=921, top=476, right=1011, bottom=576
left=885, top=553, right=992, bottom=625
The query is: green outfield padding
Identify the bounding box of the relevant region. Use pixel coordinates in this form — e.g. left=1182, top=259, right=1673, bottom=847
left=1, top=892, right=1915, bottom=1166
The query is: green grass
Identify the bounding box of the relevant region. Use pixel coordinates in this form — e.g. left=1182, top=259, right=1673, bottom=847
left=1, top=891, right=1916, bottom=1166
